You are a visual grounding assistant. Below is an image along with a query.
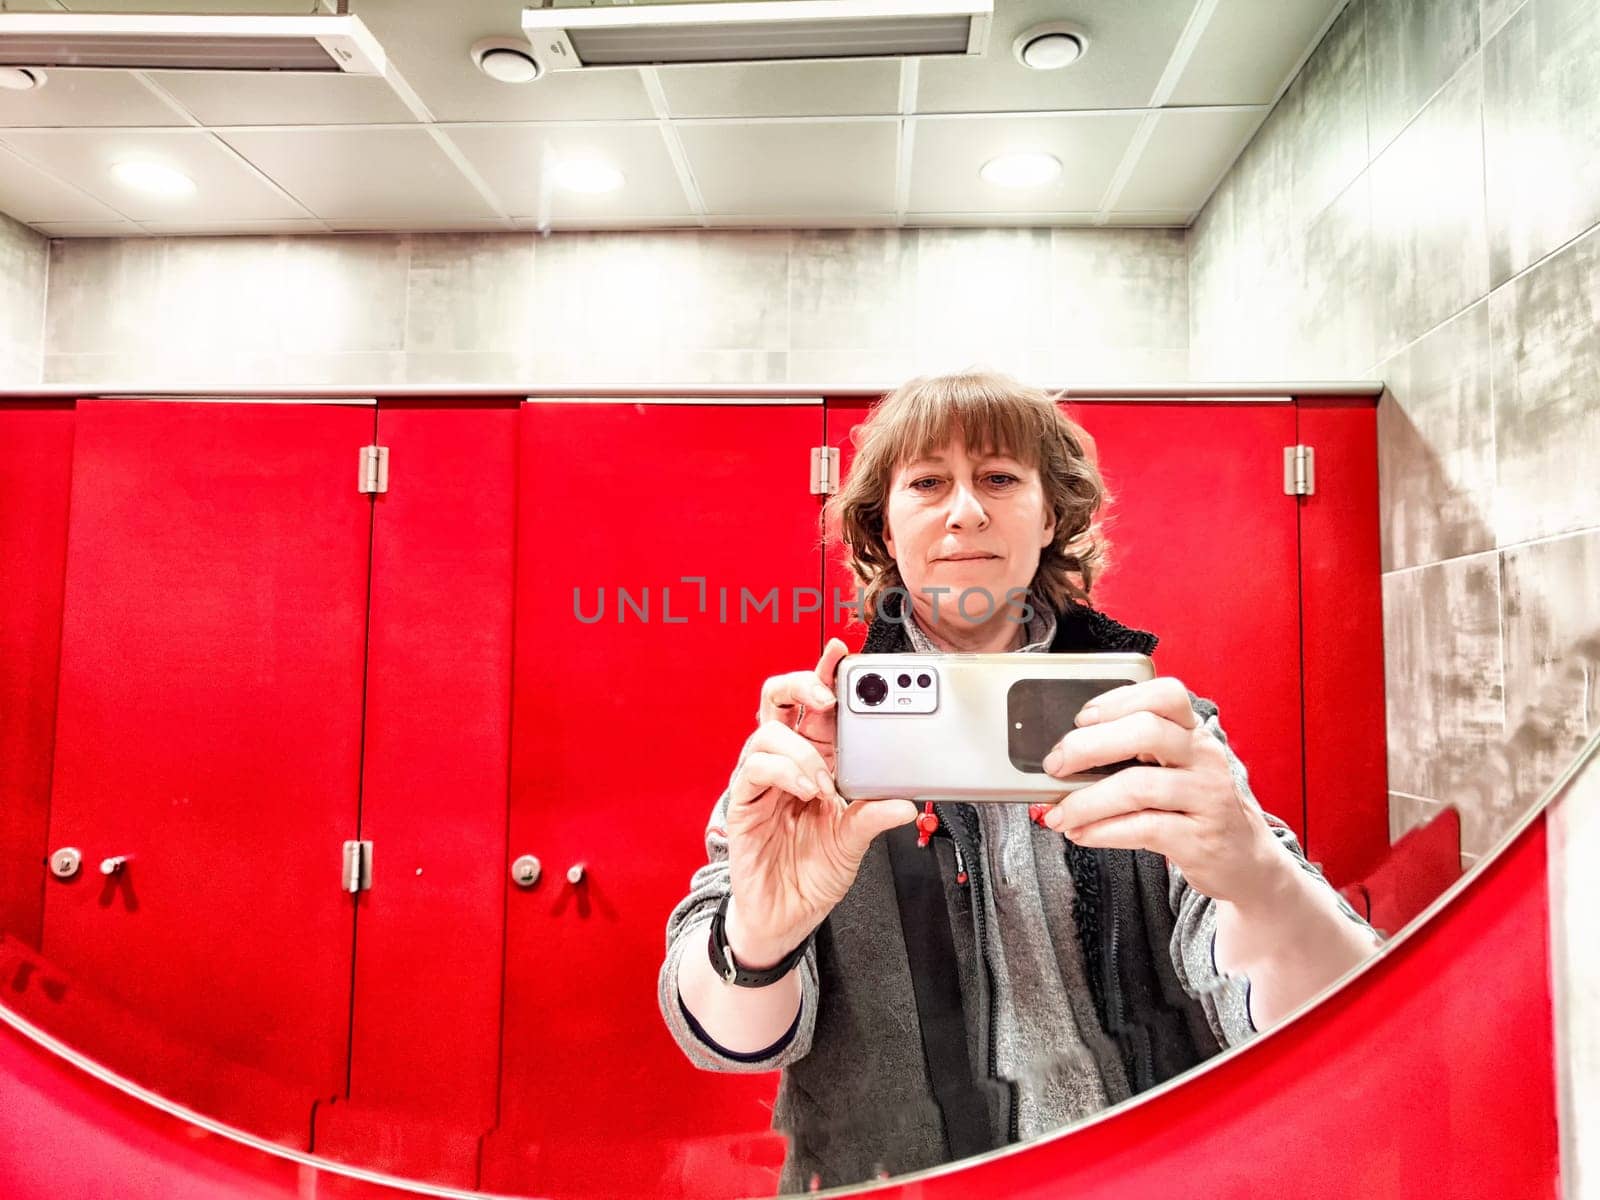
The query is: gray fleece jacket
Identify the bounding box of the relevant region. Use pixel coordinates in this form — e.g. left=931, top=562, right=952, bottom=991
left=657, top=603, right=1372, bottom=1192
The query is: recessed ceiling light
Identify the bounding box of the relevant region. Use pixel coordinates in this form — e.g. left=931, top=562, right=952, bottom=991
left=551, top=160, right=624, bottom=194
left=110, top=161, right=196, bottom=197
left=0, top=67, right=46, bottom=91
left=1013, top=22, right=1087, bottom=70
left=471, top=37, right=540, bottom=83
left=980, top=152, right=1061, bottom=189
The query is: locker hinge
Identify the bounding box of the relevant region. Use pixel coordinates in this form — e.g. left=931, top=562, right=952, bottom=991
left=1283, top=445, right=1315, bottom=496
left=809, top=446, right=840, bottom=496
left=358, top=446, right=389, bottom=494
left=342, top=840, right=373, bottom=893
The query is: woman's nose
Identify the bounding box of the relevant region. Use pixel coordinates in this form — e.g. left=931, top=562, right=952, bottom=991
left=945, top=482, right=988, bottom=528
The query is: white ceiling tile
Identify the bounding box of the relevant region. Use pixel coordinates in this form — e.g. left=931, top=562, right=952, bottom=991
left=520, top=216, right=703, bottom=231
left=1112, top=108, right=1264, bottom=212
left=0, top=72, right=186, bottom=129
left=218, top=127, right=497, bottom=221
left=655, top=60, right=901, bottom=119
left=1167, top=0, right=1346, bottom=106
left=140, top=219, right=332, bottom=236
left=907, top=113, right=1143, bottom=214
left=2, top=129, right=307, bottom=222
left=146, top=71, right=419, bottom=127
left=916, top=0, right=1198, bottom=114
left=446, top=124, right=692, bottom=221
left=328, top=217, right=513, bottom=233
left=702, top=214, right=896, bottom=228
left=1098, top=210, right=1195, bottom=226
left=0, top=142, right=127, bottom=222
left=908, top=212, right=1100, bottom=226
left=30, top=220, right=148, bottom=238
left=335, top=0, right=657, bottom=123
left=676, top=121, right=899, bottom=216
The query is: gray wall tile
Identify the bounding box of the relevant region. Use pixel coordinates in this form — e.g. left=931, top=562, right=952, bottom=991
left=1187, top=179, right=1238, bottom=378
left=1376, top=300, right=1496, bottom=570
left=1292, top=0, right=1371, bottom=233
left=1232, top=103, right=1304, bottom=379
left=0, top=212, right=47, bottom=385
left=1483, top=0, right=1600, bottom=285
left=1489, top=222, right=1600, bottom=547
left=1369, top=60, right=1490, bottom=362
left=1500, top=530, right=1600, bottom=807
left=1482, top=0, right=1529, bottom=38
left=1297, top=170, right=1375, bottom=376
left=788, top=229, right=917, bottom=353
left=405, top=234, right=535, bottom=355
left=1381, top=554, right=1505, bottom=854
left=1366, top=0, right=1483, bottom=155
left=1047, top=228, right=1188, bottom=351
left=911, top=229, right=1054, bottom=375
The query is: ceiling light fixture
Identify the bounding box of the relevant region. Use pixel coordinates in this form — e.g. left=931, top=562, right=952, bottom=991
left=471, top=37, right=541, bottom=83
left=0, top=67, right=46, bottom=91
left=551, top=160, right=625, bottom=194
left=0, top=12, right=385, bottom=74
left=521, top=0, right=991, bottom=74
left=111, top=161, right=197, bottom=198
left=979, top=152, right=1061, bottom=189
left=1012, top=22, right=1087, bottom=70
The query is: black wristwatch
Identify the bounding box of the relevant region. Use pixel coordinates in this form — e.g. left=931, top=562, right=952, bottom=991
left=708, top=894, right=811, bottom=987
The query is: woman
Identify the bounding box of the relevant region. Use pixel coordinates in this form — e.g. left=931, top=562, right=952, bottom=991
left=658, top=370, right=1381, bottom=1192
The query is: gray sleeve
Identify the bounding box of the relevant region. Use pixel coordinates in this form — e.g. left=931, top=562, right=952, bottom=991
left=1166, top=693, right=1380, bottom=1048
left=657, top=776, right=820, bottom=1073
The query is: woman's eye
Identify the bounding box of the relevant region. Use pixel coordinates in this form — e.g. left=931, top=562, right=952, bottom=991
left=910, top=477, right=941, bottom=491
left=986, top=473, right=1018, bottom=486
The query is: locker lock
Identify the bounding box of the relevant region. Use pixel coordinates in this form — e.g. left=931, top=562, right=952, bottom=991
left=511, top=855, right=542, bottom=888
left=50, top=848, right=82, bottom=879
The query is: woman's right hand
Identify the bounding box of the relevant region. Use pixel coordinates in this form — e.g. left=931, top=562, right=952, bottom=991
left=724, top=637, right=919, bottom=967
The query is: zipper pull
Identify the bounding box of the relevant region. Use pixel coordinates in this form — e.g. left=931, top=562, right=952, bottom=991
left=953, top=839, right=968, bottom=885
left=915, top=800, right=939, bottom=848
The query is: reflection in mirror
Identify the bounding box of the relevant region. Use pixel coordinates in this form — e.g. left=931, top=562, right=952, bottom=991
left=2, top=0, right=1599, bottom=1192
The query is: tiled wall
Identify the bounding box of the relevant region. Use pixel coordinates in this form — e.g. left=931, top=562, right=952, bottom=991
left=0, top=211, right=47, bottom=385
left=37, top=226, right=1188, bottom=389
left=1188, top=0, right=1599, bottom=1190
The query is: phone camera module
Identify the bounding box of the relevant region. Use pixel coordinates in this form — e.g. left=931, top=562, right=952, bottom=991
left=856, top=672, right=889, bottom=706
left=916, top=673, right=931, bottom=688
left=897, top=673, right=912, bottom=688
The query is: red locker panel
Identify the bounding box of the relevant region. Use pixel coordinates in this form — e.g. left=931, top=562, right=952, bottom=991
left=0, top=403, right=74, bottom=949
left=1297, top=398, right=1389, bottom=882
left=482, top=401, right=826, bottom=1199
left=40, top=399, right=373, bottom=1141
left=325, top=400, right=519, bottom=1185
left=824, top=397, right=1308, bottom=845
left=0, top=805, right=1560, bottom=1200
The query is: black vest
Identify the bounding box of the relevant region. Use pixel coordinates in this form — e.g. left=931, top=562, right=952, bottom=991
left=859, top=589, right=1222, bottom=1152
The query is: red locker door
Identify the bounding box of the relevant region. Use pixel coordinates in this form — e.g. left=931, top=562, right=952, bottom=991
left=316, top=400, right=519, bottom=1186
left=40, top=399, right=374, bottom=1142
left=0, top=403, right=74, bottom=950
left=823, top=398, right=1306, bottom=843
left=481, top=400, right=826, bottom=1200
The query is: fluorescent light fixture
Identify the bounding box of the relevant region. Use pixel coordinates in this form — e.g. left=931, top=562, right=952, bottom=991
left=521, top=0, right=991, bottom=73
left=111, top=161, right=196, bottom=197
left=0, top=13, right=386, bottom=75
left=980, top=152, right=1061, bottom=189
left=552, top=160, right=625, bottom=193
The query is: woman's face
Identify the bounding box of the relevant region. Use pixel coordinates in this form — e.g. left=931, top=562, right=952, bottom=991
left=882, top=438, right=1055, bottom=632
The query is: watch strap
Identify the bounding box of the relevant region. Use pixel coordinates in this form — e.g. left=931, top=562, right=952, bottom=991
left=708, top=894, right=810, bottom=987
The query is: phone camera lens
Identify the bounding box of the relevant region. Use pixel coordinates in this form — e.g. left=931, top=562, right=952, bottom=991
left=897, top=673, right=911, bottom=688
left=856, top=673, right=889, bottom=706
left=917, top=673, right=931, bottom=688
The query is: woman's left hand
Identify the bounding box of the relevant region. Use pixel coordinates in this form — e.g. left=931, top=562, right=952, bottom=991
left=1039, top=677, right=1287, bottom=906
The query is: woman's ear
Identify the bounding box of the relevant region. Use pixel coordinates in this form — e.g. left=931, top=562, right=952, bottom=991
left=1040, top=506, right=1056, bottom=548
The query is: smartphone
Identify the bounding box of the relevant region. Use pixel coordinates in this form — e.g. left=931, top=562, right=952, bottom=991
left=833, top=652, right=1155, bottom=802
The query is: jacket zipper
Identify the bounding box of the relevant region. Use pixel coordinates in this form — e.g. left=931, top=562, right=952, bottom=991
left=936, top=802, right=1019, bottom=1146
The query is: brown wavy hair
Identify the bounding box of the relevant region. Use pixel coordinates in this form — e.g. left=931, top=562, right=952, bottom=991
left=823, top=369, right=1111, bottom=624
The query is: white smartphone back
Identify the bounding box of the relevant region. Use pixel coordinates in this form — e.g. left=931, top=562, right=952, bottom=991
left=833, top=652, right=1155, bottom=803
